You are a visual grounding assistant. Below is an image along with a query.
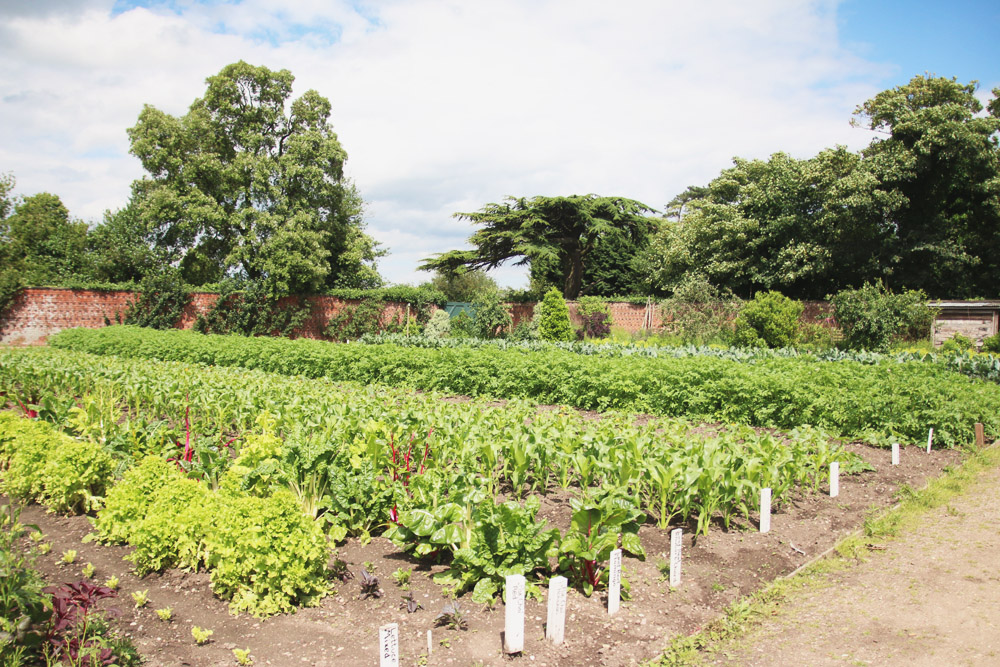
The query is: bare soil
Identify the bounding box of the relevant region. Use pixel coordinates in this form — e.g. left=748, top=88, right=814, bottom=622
left=710, top=451, right=1000, bottom=666
left=9, top=440, right=965, bottom=667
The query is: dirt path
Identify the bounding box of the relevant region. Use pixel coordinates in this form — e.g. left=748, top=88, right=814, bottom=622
left=710, top=461, right=1000, bottom=666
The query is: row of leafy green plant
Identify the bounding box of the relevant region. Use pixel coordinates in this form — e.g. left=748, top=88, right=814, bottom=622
left=50, top=326, right=1000, bottom=447
left=1, top=347, right=865, bottom=610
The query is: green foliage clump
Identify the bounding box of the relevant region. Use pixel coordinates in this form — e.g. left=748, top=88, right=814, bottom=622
left=205, top=490, right=328, bottom=617
left=1, top=503, right=51, bottom=666
left=940, top=333, right=975, bottom=355
left=325, top=297, right=387, bottom=341
left=538, top=288, right=574, bottom=342
left=470, top=290, right=512, bottom=339
left=126, top=477, right=217, bottom=575
left=830, top=282, right=934, bottom=352
left=576, top=296, right=612, bottom=339
left=424, top=309, right=451, bottom=338
left=122, top=270, right=191, bottom=330
left=732, top=291, right=802, bottom=348
left=194, top=280, right=311, bottom=337
left=981, top=333, right=1000, bottom=354
left=94, top=455, right=180, bottom=544
left=659, top=275, right=742, bottom=345
left=0, top=415, right=112, bottom=514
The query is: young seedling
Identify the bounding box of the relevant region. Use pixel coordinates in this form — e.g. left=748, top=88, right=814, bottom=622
left=330, top=558, right=353, bottom=583
left=38, top=542, right=52, bottom=555
left=155, top=607, right=173, bottom=621
left=363, top=560, right=376, bottom=574
left=439, top=637, right=451, bottom=649
left=233, top=648, right=253, bottom=665
left=434, top=601, right=468, bottom=631
left=81, top=562, right=95, bottom=579
left=104, top=574, right=119, bottom=590
left=399, top=592, right=422, bottom=613
left=192, top=626, right=214, bottom=645
left=359, top=569, right=382, bottom=600
left=392, top=567, right=412, bottom=590
left=131, top=589, right=149, bottom=608
left=61, top=549, right=77, bottom=564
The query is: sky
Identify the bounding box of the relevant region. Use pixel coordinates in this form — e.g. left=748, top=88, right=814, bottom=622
left=1, top=0, right=998, bottom=288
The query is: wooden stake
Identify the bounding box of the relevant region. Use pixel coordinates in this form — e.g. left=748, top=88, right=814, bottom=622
left=547, top=576, right=567, bottom=644
left=975, top=422, right=985, bottom=447
left=760, top=488, right=772, bottom=533
left=379, top=623, right=399, bottom=667
left=504, top=574, right=525, bottom=654
left=608, top=548, right=622, bottom=615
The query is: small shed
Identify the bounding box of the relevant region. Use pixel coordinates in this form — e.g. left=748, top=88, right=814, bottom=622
left=929, top=301, right=1000, bottom=348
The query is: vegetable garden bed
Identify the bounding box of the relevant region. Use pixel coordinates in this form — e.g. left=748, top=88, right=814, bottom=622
left=1, top=336, right=992, bottom=665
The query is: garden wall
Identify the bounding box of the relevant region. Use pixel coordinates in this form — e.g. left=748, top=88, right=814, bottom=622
left=0, top=288, right=424, bottom=346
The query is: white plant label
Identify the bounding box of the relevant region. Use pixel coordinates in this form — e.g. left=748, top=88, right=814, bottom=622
left=927, top=428, right=934, bottom=453
left=892, top=442, right=900, bottom=466
left=379, top=623, right=399, bottom=667
left=608, top=548, right=622, bottom=615
left=760, top=487, right=772, bottom=533
left=505, top=574, right=526, bottom=654
left=426, top=630, right=432, bottom=655
left=829, top=461, right=839, bottom=498
left=670, top=528, right=682, bottom=588
left=547, top=575, right=568, bottom=645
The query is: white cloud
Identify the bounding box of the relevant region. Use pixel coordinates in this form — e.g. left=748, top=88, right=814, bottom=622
left=0, top=0, right=891, bottom=287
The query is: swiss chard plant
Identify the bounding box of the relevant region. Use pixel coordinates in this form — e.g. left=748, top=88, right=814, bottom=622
left=558, top=491, right=645, bottom=597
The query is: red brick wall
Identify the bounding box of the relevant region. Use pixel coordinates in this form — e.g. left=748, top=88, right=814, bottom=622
left=0, top=288, right=440, bottom=346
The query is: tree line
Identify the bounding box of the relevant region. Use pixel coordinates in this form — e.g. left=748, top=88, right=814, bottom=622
left=426, top=74, right=1000, bottom=301
left=3, top=71, right=998, bottom=316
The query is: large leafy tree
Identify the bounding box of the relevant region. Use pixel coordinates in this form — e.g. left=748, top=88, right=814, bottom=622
left=1, top=191, right=90, bottom=285
left=125, top=61, right=381, bottom=293
left=421, top=194, right=656, bottom=299
left=852, top=75, right=1000, bottom=296
left=646, top=75, right=1000, bottom=299
left=642, top=148, right=899, bottom=298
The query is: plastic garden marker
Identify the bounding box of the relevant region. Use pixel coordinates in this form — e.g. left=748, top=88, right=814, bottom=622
left=670, top=528, right=682, bottom=588
left=829, top=462, right=839, bottom=498
left=379, top=623, right=399, bottom=667
left=927, top=428, right=934, bottom=453
left=504, top=574, right=525, bottom=654
left=427, top=630, right=432, bottom=656
left=608, top=548, right=622, bottom=615
left=892, top=443, right=900, bottom=466
left=976, top=422, right=985, bottom=447
left=547, top=575, right=567, bottom=645
left=760, top=488, right=772, bottom=533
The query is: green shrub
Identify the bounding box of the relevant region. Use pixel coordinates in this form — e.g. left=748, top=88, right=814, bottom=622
left=796, top=322, right=838, bottom=351
left=471, top=290, right=512, bottom=339
left=205, top=490, right=328, bottom=617
left=830, top=282, right=934, bottom=352
left=424, top=309, right=451, bottom=338
left=940, top=333, right=975, bottom=355
left=538, top=288, right=574, bottom=342
left=659, top=275, right=742, bottom=345
left=449, top=310, right=476, bottom=338
left=732, top=291, right=802, bottom=348
left=576, top=296, right=612, bottom=339
left=324, top=297, right=386, bottom=341
left=194, top=280, right=311, bottom=338
left=122, top=269, right=191, bottom=330
left=982, top=333, right=1000, bottom=354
